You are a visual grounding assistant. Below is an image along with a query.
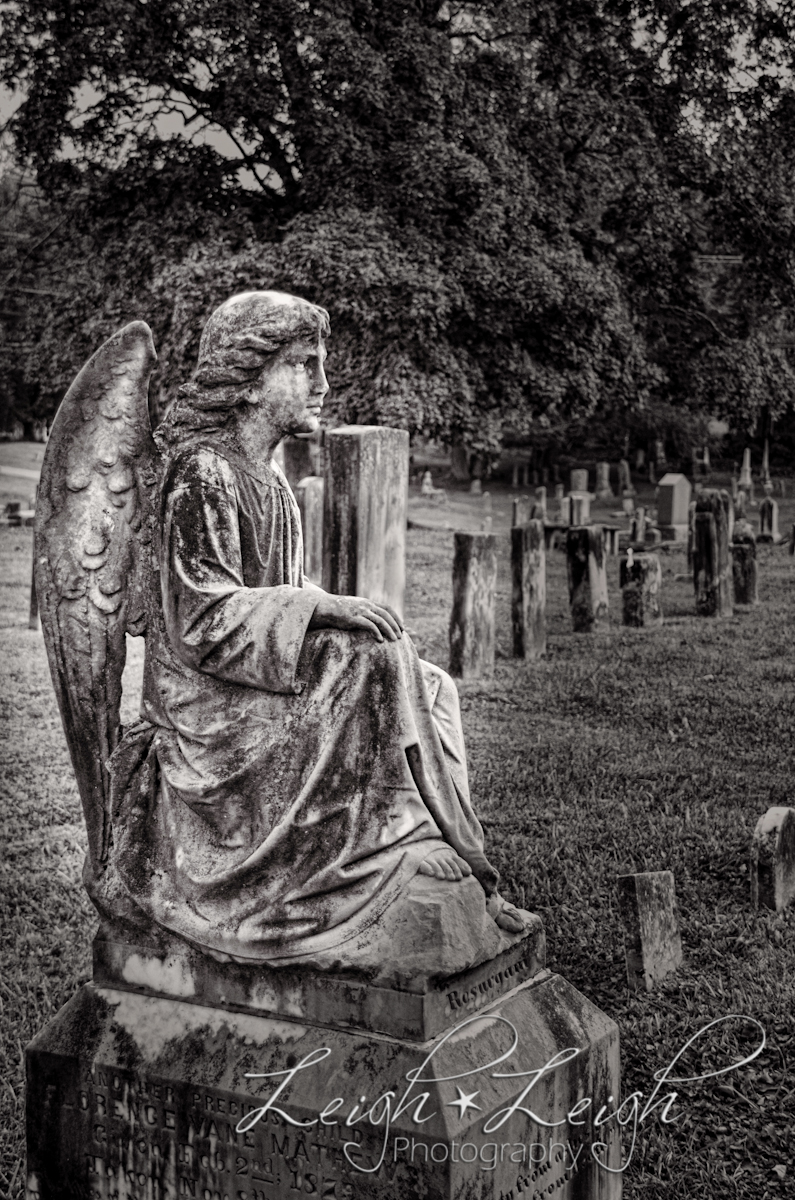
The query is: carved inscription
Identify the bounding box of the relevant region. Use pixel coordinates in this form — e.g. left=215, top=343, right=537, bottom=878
left=446, top=946, right=536, bottom=1011
left=60, top=1068, right=369, bottom=1200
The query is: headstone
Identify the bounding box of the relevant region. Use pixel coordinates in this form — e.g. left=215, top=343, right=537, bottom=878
left=751, top=807, right=795, bottom=913
left=701, top=445, right=710, bottom=475
left=511, top=462, right=519, bottom=487
left=758, top=496, right=781, bottom=543
left=617, top=871, right=683, bottom=991
left=654, top=438, right=667, bottom=468
left=734, top=488, right=746, bottom=519
left=569, top=491, right=591, bottom=525
left=281, top=435, right=316, bottom=490
left=732, top=540, right=758, bottom=605
left=559, top=494, right=572, bottom=525
left=569, top=468, right=589, bottom=493
left=449, top=532, right=497, bottom=678
left=566, top=526, right=609, bottom=632
left=620, top=552, right=663, bottom=627
left=618, top=458, right=632, bottom=494
left=481, top=491, right=492, bottom=532
left=469, top=477, right=482, bottom=495
left=323, top=426, right=409, bottom=618
left=602, top=525, right=621, bottom=555
left=595, top=461, right=612, bottom=499
left=295, top=475, right=324, bottom=586
left=554, top=483, right=565, bottom=501
left=635, top=448, right=645, bottom=470
left=631, top=506, right=646, bottom=544
left=512, top=495, right=531, bottom=527
left=533, top=485, right=547, bottom=522
left=621, top=491, right=634, bottom=518
left=421, top=469, right=435, bottom=494
left=693, top=489, right=732, bottom=617
left=648, top=461, right=656, bottom=485
left=739, top=447, right=753, bottom=489
left=730, top=477, right=738, bottom=501
left=656, top=473, right=691, bottom=541
left=511, top=520, right=546, bottom=660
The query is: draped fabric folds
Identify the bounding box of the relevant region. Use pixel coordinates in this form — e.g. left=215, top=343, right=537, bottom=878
left=110, top=443, right=498, bottom=963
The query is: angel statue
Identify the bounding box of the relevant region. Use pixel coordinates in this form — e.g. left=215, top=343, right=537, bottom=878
left=35, top=290, right=531, bottom=978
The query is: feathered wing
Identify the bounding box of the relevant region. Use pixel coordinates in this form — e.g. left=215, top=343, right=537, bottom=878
left=34, top=322, right=158, bottom=876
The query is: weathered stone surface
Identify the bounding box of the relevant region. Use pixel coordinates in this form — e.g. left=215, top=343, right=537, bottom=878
left=449, top=532, right=497, bottom=678
left=566, top=527, right=609, bottom=632
left=510, top=520, right=546, bottom=661
left=620, top=552, right=662, bottom=627
left=693, top=489, right=732, bottom=617
left=617, top=871, right=683, bottom=991
left=26, top=974, right=621, bottom=1200
left=94, top=876, right=545, bottom=1043
left=618, top=459, right=632, bottom=495
left=569, top=468, right=589, bottom=493
left=739, top=447, right=753, bottom=489
left=295, top=475, right=324, bottom=586
left=532, top=485, right=547, bottom=522
left=323, top=424, right=409, bottom=617
left=751, top=807, right=795, bottom=914
left=731, top=540, right=758, bottom=605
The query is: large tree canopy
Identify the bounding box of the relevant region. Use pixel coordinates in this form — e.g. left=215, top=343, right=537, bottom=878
left=1, top=0, right=794, bottom=448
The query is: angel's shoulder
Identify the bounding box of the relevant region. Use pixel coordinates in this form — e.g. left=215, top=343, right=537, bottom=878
left=164, top=443, right=238, bottom=497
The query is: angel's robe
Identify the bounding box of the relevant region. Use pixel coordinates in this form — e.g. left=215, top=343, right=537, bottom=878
left=111, top=442, right=498, bottom=963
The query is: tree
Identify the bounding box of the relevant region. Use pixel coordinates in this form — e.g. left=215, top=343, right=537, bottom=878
left=1, top=1, right=794, bottom=448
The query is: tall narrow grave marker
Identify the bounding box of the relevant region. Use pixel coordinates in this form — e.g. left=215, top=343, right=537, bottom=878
left=449, top=532, right=497, bottom=678
left=323, top=426, right=409, bottom=617
left=693, top=489, right=732, bottom=617
left=566, top=526, right=609, bottom=632
left=295, top=475, right=324, bottom=586
left=511, top=520, right=546, bottom=660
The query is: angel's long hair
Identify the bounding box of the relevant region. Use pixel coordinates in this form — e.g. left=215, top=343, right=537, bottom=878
left=154, top=291, right=330, bottom=454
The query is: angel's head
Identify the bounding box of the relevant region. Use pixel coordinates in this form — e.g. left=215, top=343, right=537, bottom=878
left=159, top=290, right=331, bottom=449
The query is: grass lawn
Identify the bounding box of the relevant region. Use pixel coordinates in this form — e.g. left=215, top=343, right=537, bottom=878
left=1, top=492, right=794, bottom=1199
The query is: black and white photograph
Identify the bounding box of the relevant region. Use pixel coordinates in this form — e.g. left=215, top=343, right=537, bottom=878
left=1, top=2, right=794, bottom=1198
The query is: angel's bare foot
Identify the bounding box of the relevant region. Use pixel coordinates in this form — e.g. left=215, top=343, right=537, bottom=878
left=418, top=848, right=473, bottom=882
left=487, top=892, right=527, bottom=934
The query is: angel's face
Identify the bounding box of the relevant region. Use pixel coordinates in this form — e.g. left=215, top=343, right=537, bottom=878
left=250, top=334, right=329, bottom=439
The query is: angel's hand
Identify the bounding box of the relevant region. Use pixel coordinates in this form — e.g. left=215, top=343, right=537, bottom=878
left=308, top=594, right=403, bottom=641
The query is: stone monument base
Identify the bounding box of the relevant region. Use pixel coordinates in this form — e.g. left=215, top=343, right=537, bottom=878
left=27, top=972, right=621, bottom=1200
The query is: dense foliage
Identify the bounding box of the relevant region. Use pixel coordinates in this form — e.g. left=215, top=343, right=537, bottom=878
left=1, top=1, right=794, bottom=452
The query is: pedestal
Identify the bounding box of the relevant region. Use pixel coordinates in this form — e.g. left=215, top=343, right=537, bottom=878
left=27, top=972, right=621, bottom=1200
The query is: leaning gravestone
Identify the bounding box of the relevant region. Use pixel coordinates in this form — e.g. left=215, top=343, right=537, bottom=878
left=30, top=294, right=621, bottom=1200
left=323, top=424, right=408, bottom=618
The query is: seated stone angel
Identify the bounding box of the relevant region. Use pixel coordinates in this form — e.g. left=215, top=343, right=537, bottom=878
left=35, top=291, right=529, bottom=976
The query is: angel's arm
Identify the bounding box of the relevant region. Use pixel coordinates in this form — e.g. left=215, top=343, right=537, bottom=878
left=162, top=449, right=319, bottom=694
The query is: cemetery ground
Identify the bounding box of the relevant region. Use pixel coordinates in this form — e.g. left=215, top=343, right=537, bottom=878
left=1, top=481, right=794, bottom=1200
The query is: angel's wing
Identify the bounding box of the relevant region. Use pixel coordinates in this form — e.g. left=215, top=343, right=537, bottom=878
left=34, top=321, right=158, bottom=875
